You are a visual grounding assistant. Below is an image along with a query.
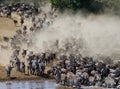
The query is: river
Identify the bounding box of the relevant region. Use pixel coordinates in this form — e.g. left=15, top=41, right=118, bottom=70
left=0, top=80, right=57, bottom=89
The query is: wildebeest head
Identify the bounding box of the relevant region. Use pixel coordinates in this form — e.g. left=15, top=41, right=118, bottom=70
left=3, top=37, right=9, bottom=42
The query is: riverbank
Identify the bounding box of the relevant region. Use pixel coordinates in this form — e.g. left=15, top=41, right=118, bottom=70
left=0, top=65, right=53, bottom=82
left=0, top=65, right=37, bottom=81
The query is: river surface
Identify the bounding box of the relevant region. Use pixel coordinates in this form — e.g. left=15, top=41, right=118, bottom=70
left=0, top=80, right=57, bottom=89
left=0, top=80, right=108, bottom=89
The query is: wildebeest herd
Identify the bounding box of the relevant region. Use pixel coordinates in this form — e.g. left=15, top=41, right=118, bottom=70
left=0, top=3, right=39, bottom=18
left=0, top=2, right=120, bottom=89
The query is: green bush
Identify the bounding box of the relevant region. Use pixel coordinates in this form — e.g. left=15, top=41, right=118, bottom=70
left=50, top=0, right=81, bottom=9
left=0, top=0, right=3, bottom=2
left=50, top=0, right=104, bottom=13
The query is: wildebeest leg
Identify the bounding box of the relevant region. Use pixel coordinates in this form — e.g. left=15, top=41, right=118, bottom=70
left=27, top=66, right=30, bottom=75
left=34, top=68, right=38, bottom=76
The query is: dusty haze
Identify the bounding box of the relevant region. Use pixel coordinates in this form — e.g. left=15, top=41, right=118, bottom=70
left=1, top=9, right=120, bottom=66
left=34, top=12, right=120, bottom=61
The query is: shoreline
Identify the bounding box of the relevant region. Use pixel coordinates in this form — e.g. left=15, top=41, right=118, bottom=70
left=0, top=65, right=53, bottom=82
left=0, top=75, right=54, bottom=82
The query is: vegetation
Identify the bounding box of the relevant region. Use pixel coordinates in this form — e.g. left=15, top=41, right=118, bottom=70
left=0, top=0, right=3, bottom=2
left=50, top=0, right=120, bottom=14
left=50, top=0, right=104, bottom=13
left=0, top=0, right=120, bottom=14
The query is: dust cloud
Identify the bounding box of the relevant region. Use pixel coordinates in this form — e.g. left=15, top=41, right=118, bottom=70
left=0, top=8, right=120, bottom=66
left=34, top=12, right=120, bottom=61
left=0, top=49, right=13, bottom=66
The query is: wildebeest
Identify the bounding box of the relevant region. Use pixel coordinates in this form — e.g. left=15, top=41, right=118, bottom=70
left=22, top=49, right=27, bottom=57
left=104, top=77, right=117, bottom=88
left=3, top=37, right=9, bottom=42
left=38, top=62, right=45, bottom=76
left=0, top=44, right=9, bottom=50
left=47, top=66, right=57, bottom=77
left=26, top=57, right=32, bottom=75
left=14, top=56, right=20, bottom=71
left=20, top=17, right=24, bottom=26
left=13, top=19, right=18, bottom=26
left=20, top=62, right=25, bottom=73
left=6, top=64, right=12, bottom=78
left=55, top=68, right=61, bottom=84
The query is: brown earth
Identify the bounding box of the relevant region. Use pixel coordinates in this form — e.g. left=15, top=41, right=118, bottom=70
left=0, top=14, right=39, bottom=81
left=0, top=15, right=52, bottom=81
left=0, top=62, right=55, bottom=81
left=0, top=13, right=21, bottom=39
left=0, top=64, right=50, bottom=81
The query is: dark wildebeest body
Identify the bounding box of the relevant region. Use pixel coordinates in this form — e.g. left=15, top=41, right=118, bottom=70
left=22, top=49, right=27, bottom=57
left=20, top=18, right=24, bottom=26
left=14, top=56, right=20, bottom=71
left=20, top=62, right=25, bottom=73
left=6, top=65, right=12, bottom=78
left=26, top=56, right=33, bottom=75
left=13, top=19, right=18, bottom=26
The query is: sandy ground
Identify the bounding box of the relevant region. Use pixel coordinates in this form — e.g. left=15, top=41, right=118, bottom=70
left=0, top=13, right=21, bottom=38
left=0, top=60, right=54, bottom=81
left=57, top=85, right=111, bottom=89
left=0, top=13, right=52, bottom=81
left=0, top=64, right=42, bottom=81
left=0, top=14, right=39, bottom=81
left=0, top=13, right=21, bottom=66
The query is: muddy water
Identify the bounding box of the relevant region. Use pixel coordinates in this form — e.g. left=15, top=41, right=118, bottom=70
left=0, top=80, right=57, bottom=89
